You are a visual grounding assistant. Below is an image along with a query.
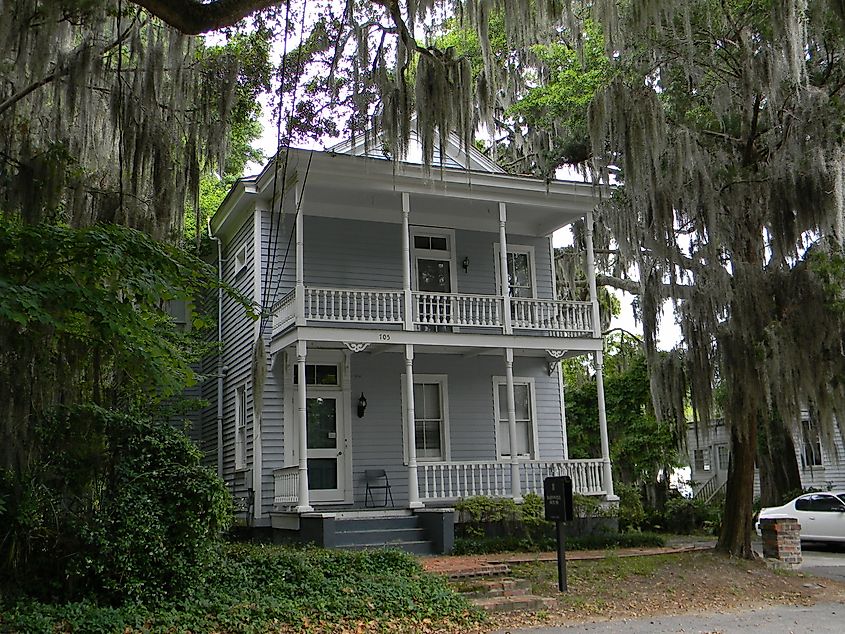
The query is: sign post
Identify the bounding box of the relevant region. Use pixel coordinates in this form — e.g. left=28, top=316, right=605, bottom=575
left=544, top=475, right=574, bottom=592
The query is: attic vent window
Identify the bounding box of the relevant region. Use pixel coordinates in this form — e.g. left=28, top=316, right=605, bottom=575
left=234, top=244, right=247, bottom=276
left=414, top=235, right=448, bottom=251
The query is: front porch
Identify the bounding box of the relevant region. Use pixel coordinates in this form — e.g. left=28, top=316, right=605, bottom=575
left=274, top=458, right=607, bottom=509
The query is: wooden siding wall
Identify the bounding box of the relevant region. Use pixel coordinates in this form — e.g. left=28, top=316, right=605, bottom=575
left=347, top=352, right=564, bottom=507
left=218, top=211, right=258, bottom=501
left=686, top=420, right=845, bottom=498
left=303, top=216, right=554, bottom=299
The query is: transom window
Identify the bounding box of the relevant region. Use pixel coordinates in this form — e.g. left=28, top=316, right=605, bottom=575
left=414, top=235, right=449, bottom=251
left=293, top=364, right=339, bottom=386
left=494, top=378, right=536, bottom=459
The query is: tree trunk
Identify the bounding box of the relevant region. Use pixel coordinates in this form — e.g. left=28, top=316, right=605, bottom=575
left=716, top=418, right=757, bottom=558
left=757, top=409, right=802, bottom=507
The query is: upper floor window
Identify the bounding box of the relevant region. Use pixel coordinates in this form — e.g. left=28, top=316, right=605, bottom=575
left=494, top=245, right=536, bottom=298
left=233, top=243, right=248, bottom=276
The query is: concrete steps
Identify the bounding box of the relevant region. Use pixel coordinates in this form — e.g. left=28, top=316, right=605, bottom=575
left=333, top=513, right=435, bottom=555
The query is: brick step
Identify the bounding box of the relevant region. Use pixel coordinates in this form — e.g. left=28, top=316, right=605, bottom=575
left=460, top=578, right=532, bottom=599
left=472, top=595, right=557, bottom=614
left=446, top=563, right=511, bottom=579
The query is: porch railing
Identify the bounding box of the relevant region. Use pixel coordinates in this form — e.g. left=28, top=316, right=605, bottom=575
left=511, top=298, right=593, bottom=336
left=305, top=287, right=404, bottom=324
left=272, top=285, right=595, bottom=338
left=418, top=459, right=606, bottom=502
left=273, top=466, right=299, bottom=506
left=412, top=292, right=504, bottom=328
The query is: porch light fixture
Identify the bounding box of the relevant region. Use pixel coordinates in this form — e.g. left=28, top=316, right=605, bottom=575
left=357, top=393, right=367, bottom=418
left=462, top=257, right=469, bottom=273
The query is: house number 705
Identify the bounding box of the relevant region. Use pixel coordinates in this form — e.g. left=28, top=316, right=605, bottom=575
left=378, top=333, right=391, bottom=341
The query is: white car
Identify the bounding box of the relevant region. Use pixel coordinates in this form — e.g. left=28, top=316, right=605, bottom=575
left=756, top=491, right=845, bottom=542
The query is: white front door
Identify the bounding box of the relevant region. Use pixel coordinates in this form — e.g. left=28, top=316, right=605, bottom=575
left=289, top=355, right=352, bottom=505
left=306, top=390, right=346, bottom=502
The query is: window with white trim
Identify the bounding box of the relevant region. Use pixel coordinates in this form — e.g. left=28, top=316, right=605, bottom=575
left=402, top=374, right=450, bottom=462
left=802, top=419, right=823, bottom=467
left=235, top=385, right=247, bottom=469
left=494, top=245, right=536, bottom=298
left=493, top=377, right=536, bottom=459
left=693, top=448, right=711, bottom=472
left=233, top=243, right=247, bottom=276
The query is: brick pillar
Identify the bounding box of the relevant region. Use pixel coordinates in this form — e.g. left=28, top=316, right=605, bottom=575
left=760, top=517, right=802, bottom=567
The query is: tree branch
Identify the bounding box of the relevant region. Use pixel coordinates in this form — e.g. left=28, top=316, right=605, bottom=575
left=130, top=0, right=286, bottom=34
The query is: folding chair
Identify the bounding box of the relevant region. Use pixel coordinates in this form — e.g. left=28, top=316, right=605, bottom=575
left=365, top=469, right=394, bottom=508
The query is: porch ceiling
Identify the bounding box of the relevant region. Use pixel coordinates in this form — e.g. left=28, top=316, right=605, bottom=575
left=215, top=148, right=601, bottom=239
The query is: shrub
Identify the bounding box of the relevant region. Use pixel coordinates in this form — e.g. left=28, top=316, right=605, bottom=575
left=662, top=496, right=718, bottom=534
left=0, top=406, right=231, bottom=603
left=452, top=531, right=665, bottom=555
left=0, top=545, right=478, bottom=633
left=616, top=483, right=646, bottom=531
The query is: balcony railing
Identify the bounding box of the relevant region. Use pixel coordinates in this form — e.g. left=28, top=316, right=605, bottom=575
left=272, top=286, right=594, bottom=337
left=273, top=466, right=299, bottom=506
left=418, top=459, right=606, bottom=501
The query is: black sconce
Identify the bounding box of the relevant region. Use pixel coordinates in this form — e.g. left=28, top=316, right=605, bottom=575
left=357, top=393, right=367, bottom=418
left=462, top=257, right=469, bottom=273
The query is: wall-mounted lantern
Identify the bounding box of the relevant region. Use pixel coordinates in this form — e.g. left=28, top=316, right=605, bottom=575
left=357, top=393, right=368, bottom=418
left=462, top=257, right=470, bottom=273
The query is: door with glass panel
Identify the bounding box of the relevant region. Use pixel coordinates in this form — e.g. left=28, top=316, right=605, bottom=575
left=296, top=363, right=347, bottom=503
left=413, top=232, right=454, bottom=328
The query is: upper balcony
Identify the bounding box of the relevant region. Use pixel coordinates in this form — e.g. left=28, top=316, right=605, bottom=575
left=272, top=286, right=593, bottom=338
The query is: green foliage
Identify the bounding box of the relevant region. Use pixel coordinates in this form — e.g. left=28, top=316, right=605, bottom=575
left=0, top=406, right=231, bottom=603
left=0, top=544, right=478, bottom=633
left=615, top=483, right=646, bottom=531
left=659, top=496, right=721, bottom=535
left=564, top=333, right=680, bottom=488
left=453, top=531, right=665, bottom=555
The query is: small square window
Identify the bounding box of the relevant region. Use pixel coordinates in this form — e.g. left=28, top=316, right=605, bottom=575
left=414, top=235, right=430, bottom=250
left=233, top=244, right=247, bottom=276
left=430, top=236, right=448, bottom=250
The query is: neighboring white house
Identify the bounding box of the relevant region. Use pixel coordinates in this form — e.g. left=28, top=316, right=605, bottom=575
left=686, top=416, right=845, bottom=503
left=191, top=134, right=616, bottom=551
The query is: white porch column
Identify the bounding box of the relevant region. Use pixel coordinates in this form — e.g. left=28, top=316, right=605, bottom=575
left=404, top=344, right=423, bottom=508
left=504, top=348, right=522, bottom=502
left=295, top=181, right=306, bottom=326
left=558, top=368, right=569, bottom=460
left=585, top=209, right=616, bottom=500
left=402, top=192, right=413, bottom=330
left=295, top=339, right=313, bottom=512
left=498, top=202, right=513, bottom=334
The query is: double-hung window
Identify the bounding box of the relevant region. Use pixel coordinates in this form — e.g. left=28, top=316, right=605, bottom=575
left=493, top=378, right=536, bottom=459
left=494, top=245, right=536, bottom=298
left=235, top=385, right=248, bottom=469
left=402, top=374, right=450, bottom=462
left=801, top=419, right=823, bottom=467
left=693, top=448, right=711, bottom=473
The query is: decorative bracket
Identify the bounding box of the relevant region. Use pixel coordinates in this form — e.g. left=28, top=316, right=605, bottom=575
left=344, top=342, right=370, bottom=353
left=545, top=349, right=567, bottom=376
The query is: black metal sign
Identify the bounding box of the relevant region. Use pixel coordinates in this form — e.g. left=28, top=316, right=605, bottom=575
left=544, top=475, right=574, bottom=522
left=544, top=475, right=574, bottom=592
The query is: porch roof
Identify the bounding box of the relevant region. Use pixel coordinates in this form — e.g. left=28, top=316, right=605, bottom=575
left=212, top=148, right=603, bottom=240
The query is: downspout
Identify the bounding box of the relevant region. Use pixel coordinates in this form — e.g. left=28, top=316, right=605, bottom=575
left=208, top=218, right=226, bottom=479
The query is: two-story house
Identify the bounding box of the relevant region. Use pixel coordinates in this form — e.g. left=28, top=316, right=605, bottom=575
left=196, top=136, right=616, bottom=552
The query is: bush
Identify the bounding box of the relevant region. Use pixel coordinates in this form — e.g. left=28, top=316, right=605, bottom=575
left=662, top=496, right=719, bottom=534
left=0, top=545, right=478, bottom=633
left=0, top=406, right=231, bottom=603
left=452, top=531, right=665, bottom=555
left=615, top=483, right=646, bottom=531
